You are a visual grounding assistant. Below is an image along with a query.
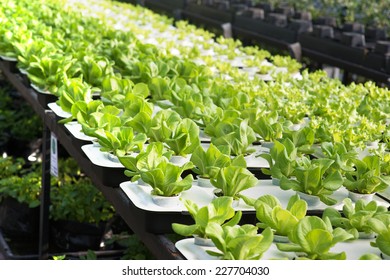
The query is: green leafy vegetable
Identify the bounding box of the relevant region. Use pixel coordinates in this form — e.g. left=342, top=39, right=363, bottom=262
left=205, top=224, right=273, bottom=260
left=119, top=142, right=172, bottom=182
left=280, top=158, right=344, bottom=205
left=323, top=198, right=388, bottom=236
left=172, top=197, right=242, bottom=238
left=57, top=77, right=93, bottom=116
left=368, top=214, right=390, bottom=256
left=254, top=194, right=307, bottom=237
left=94, top=126, right=147, bottom=157
left=251, top=111, right=284, bottom=143
left=344, top=155, right=390, bottom=194
left=211, top=119, right=256, bottom=156
left=190, top=143, right=246, bottom=179
left=318, top=141, right=358, bottom=174
left=211, top=165, right=258, bottom=200
left=276, top=216, right=355, bottom=260
left=260, top=139, right=307, bottom=180
left=140, top=160, right=194, bottom=197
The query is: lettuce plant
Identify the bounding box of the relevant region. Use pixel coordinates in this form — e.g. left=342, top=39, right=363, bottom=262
left=14, top=39, right=56, bottom=71
left=56, top=77, right=93, bottom=115
left=280, top=158, right=344, bottom=205
left=0, top=22, right=32, bottom=59
left=139, top=160, right=194, bottom=197
left=276, top=216, right=355, bottom=260
left=27, top=53, right=74, bottom=93
left=171, top=59, right=212, bottom=84
left=120, top=93, right=153, bottom=134
left=78, top=106, right=122, bottom=138
left=69, top=99, right=104, bottom=122
left=211, top=119, right=257, bottom=156
left=170, top=82, right=211, bottom=124
left=78, top=55, right=114, bottom=88
left=323, top=198, right=388, bottom=237
left=148, top=109, right=181, bottom=142
left=122, top=112, right=152, bottom=136
left=271, top=55, right=302, bottom=74
left=100, top=75, right=134, bottom=105
left=319, top=141, right=358, bottom=174
left=148, top=110, right=200, bottom=156
left=129, top=59, right=171, bottom=85
left=250, top=111, right=284, bottom=143
left=165, top=118, right=200, bottom=156
left=0, top=28, right=18, bottom=59
left=211, top=166, right=258, bottom=200
left=344, top=155, right=390, bottom=195
left=119, top=142, right=172, bottom=182
left=172, top=197, right=242, bottom=239
left=203, top=108, right=241, bottom=138
left=205, top=224, right=273, bottom=260
left=148, top=76, right=171, bottom=101
left=94, top=126, right=147, bottom=157
left=260, top=139, right=307, bottom=180
left=254, top=194, right=307, bottom=237
left=282, top=126, right=315, bottom=154
left=190, top=144, right=246, bottom=179
left=379, top=152, right=390, bottom=176
left=69, top=99, right=102, bottom=119
left=368, top=214, right=390, bottom=257
left=171, top=96, right=206, bottom=125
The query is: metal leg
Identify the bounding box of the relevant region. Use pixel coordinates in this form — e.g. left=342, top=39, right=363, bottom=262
left=342, top=70, right=350, bottom=84
left=38, top=121, right=51, bottom=259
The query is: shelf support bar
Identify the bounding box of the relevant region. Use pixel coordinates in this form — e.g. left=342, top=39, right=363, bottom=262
left=38, top=113, right=52, bottom=260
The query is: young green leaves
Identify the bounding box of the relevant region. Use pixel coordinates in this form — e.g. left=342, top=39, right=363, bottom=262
left=280, top=158, right=344, bottom=205
left=211, top=165, right=258, bottom=200
left=276, top=216, right=355, bottom=260
left=172, top=197, right=242, bottom=239
left=323, top=198, right=388, bottom=236
left=368, top=214, right=390, bottom=257
left=140, top=160, right=194, bottom=197
left=206, top=224, right=273, bottom=260
left=254, top=194, right=307, bottom=237
left=344, top=155, right=390, bottom=195
left=190, top=144, right=246, bottom=179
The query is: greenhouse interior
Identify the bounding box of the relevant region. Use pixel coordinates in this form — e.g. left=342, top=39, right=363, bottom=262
left=0, top=0, right=390, bottom=261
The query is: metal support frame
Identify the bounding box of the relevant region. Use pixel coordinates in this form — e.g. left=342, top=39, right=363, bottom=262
left=301, top=46, right=390, bottom=86
left=181, top=8, right=233, bottom=37
left=38, top=120, right=51, bottom=260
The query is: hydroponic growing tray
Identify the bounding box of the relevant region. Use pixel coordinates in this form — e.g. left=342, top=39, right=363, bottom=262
left=81, top=144, right=127, bottom=187
left=48, top=102, right=72, bottom=119
left=120, top=179, right=390, bottom=213
left=175, top=237, right=383, bottom=260
left=119, top=179, right=390, bottom=234
left=64, top=122, right=95, bottom=142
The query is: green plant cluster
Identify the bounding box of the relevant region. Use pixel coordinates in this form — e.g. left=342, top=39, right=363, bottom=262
left=50, top=158, right=115, bottom=224
left=1, top=0, right=390, bottom=260
left=0, top=83, right=42, bottom=147
left=2, top=0, right=388, bottom=156
left=172, top=194, right=390, bottom=260
left=0, top=156, right=114, bottom=224
left=263, top=140, right=390, bottom=204
left=0, top=157, right=41, bottom=207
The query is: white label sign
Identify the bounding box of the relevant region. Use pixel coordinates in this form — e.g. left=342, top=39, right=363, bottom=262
left=50, top=132, right=59, bottom=178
